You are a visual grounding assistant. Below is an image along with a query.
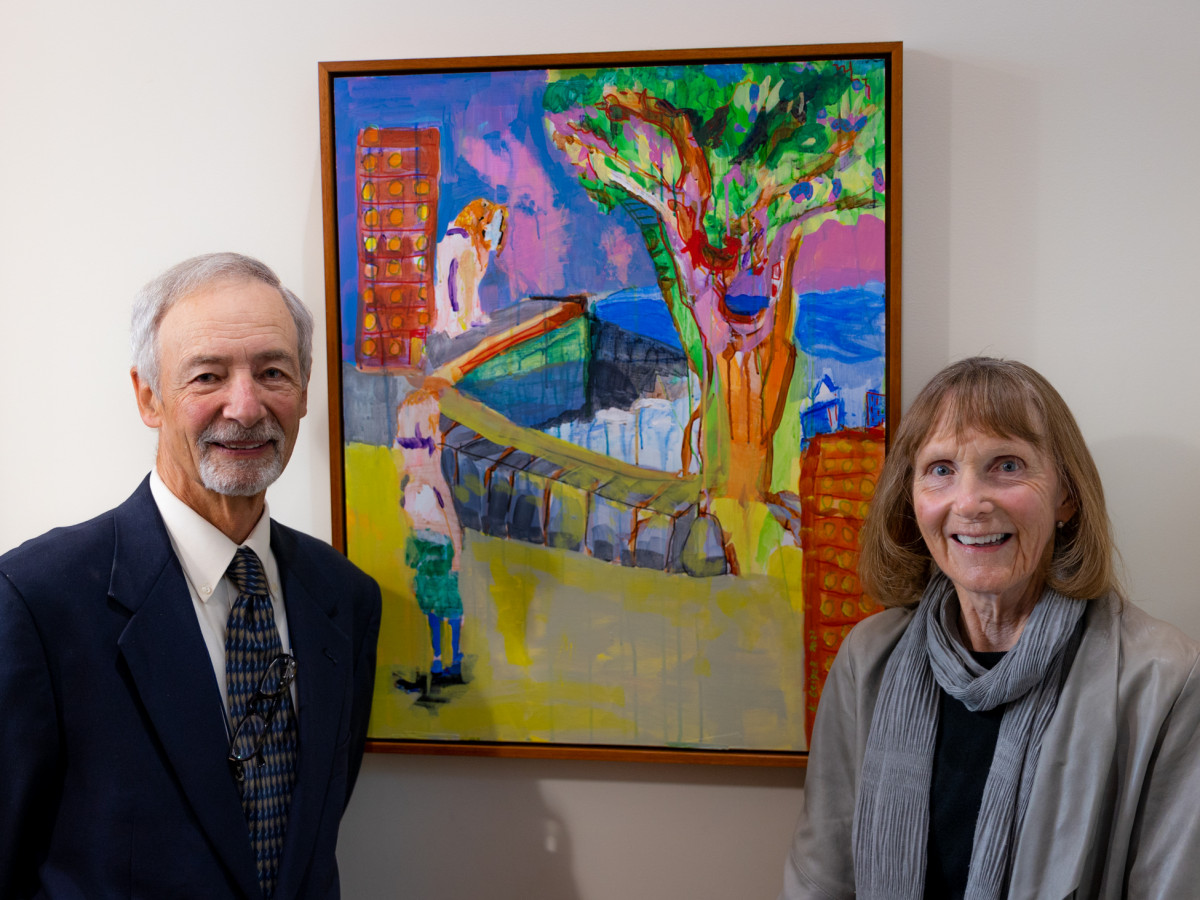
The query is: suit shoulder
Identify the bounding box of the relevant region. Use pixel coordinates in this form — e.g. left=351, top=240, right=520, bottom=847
left=1111, top=597, right=1200, bottom=678
left=825, top=606, right=916, bottom=688
left=844, top=606, right=914, bottom=656
left=0, top=507, right=118, bottom=594
left=270, top=522, right=377, bottom=592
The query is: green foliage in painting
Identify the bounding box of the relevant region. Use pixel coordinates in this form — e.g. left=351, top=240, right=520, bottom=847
left=544, top=58, right=888, bottom=506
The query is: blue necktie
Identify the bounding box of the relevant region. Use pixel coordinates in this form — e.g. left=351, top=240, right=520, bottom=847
left=226, top=546, right=297, bottom=897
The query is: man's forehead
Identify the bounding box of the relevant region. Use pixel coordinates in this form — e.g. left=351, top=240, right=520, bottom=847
left=157, top=280, right=299, bottom=368
left=163, top=280, right=293, bottom=333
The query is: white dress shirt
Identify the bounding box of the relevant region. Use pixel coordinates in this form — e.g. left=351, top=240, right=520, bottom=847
left=148, top=470, right=295, bottom=724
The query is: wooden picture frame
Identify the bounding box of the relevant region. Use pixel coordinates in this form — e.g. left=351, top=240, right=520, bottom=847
left=319, top=42, right=901, bottom=764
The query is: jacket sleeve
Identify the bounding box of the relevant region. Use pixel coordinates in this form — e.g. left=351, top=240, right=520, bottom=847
left=1124, top=651, right=1200, bottom=897
left=343, top=575, right=381, bottom=804
left=0, top=573, right=61, bottom=899
left=780, top=631, right=864, bottom=900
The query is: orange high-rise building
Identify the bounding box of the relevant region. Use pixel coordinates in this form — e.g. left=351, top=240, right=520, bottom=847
left=355, top=126, right=440, bottom=371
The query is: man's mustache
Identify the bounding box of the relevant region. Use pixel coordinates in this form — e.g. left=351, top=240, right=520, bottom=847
left=199, top=419, right=285, bottom=449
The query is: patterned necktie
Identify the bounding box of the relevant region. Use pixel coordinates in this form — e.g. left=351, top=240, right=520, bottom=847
left=226, top=546, right=298, bottom=898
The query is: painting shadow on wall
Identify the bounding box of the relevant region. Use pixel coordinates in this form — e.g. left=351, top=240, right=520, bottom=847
left=337, top=754, right=581, bottom=900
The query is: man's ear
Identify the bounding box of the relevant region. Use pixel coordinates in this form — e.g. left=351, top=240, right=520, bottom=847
left=131, top=368, right=162, bottom=428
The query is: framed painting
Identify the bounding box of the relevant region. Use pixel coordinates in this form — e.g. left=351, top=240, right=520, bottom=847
left=319, top=43, right=901, bottom=764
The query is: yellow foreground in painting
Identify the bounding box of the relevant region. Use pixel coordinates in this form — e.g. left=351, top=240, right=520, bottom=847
left=347, top=442, right=809, bottom=752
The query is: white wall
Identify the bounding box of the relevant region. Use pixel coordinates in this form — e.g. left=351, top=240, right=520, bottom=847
left=3, top=1, right=1198, bottom=897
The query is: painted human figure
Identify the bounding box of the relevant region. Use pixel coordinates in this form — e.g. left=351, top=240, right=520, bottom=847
left=395, top=387, right=465, bottom=682
left=433, top=198, right=507, bottom=339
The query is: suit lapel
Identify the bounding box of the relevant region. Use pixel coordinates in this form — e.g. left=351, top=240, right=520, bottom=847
left=109, top=479, right=261, bottom=900
left=271, top=522, right=353, bottom=899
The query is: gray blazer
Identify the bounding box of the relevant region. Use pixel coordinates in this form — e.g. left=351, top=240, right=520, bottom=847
left=782, top=594, right=1200, bottom=899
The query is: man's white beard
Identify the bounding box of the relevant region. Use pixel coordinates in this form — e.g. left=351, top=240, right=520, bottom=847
left=197, top=420, right=286, bottom=496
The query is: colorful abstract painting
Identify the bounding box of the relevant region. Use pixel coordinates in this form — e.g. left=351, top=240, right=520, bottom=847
left=319, top=45, right=900, bottom=760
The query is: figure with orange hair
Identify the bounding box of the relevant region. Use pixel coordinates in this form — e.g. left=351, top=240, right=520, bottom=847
left=433, top=198, right=507, bottom=339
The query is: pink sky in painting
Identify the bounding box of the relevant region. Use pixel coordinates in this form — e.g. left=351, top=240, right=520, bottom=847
left=458, top=129, right=571, bottom=298
left=454, top=106, right=884, bottom=303
left=792, top=216, right=886, bottom=294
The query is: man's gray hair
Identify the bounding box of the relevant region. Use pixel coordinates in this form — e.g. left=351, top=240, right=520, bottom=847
left=131, top=252, right=315, bottom=394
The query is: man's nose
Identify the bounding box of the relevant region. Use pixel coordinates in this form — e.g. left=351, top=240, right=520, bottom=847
left=222, top=373, right=267, bottom=425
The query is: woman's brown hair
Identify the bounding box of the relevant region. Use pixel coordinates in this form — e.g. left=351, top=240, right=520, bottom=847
left=858, top=357, right=1117, bottom=607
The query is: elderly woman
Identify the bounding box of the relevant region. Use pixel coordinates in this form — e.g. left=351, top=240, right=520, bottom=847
left=781, top=357, right=1200, bottom=899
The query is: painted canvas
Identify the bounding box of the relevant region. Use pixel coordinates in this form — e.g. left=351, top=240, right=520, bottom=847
left=319, top=44, right=900, bottom=760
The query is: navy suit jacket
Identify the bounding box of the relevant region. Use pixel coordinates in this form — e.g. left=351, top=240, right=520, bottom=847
left=0, top=477, right=382, bottom=899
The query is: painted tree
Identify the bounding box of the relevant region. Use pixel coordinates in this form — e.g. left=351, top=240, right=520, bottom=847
left=544, top=59, right=887, bottom=512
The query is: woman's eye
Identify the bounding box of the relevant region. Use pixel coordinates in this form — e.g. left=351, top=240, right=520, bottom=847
left=998, top=459, right=1021, bottom=473
left=930, top=464, right=951, bottom=477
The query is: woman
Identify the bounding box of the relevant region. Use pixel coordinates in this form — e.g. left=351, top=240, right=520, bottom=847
left=781, top=357, right=1200, bottom=900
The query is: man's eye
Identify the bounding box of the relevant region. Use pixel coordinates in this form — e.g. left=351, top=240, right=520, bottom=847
left=194, top=373, right=217, bottom=383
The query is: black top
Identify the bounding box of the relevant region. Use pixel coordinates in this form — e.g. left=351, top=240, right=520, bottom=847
left=924, top=651, right=1006, bottom=900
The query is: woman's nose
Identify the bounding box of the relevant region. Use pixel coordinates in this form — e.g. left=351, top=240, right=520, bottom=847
left=950, top=471, right=992, bottom=518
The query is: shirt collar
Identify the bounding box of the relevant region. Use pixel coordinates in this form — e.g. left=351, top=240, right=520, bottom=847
left=149, top=470, right=280, bottom=602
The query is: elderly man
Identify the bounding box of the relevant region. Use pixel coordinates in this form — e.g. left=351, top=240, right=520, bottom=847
left=0, top=253, right=381, bottom=899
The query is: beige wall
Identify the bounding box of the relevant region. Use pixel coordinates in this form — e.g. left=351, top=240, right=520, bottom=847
left=4, top=1, right=1199, bottom=896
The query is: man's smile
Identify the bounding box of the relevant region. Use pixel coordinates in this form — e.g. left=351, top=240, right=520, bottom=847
left=208, top=440, right=273, bottom=451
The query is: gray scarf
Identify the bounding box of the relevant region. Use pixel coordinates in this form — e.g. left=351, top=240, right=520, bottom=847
left=851, top=573, right=1086, bottom=899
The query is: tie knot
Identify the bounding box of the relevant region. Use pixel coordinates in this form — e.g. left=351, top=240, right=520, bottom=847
left=227, top=546, right=268, bottom=597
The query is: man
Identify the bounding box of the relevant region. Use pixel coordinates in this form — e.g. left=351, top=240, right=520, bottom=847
left=0, top=253, right=381, bottom=899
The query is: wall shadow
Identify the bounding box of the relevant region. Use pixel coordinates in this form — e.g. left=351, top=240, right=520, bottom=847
left=1091, top=433, right=1200, bottom=640
left=337, top=753, right=581, bottom=900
